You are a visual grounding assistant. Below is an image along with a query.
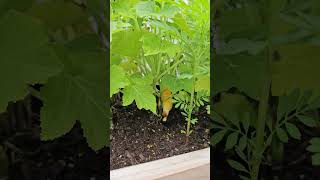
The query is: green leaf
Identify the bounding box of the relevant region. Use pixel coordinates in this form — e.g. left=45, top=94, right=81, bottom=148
left=307, top=144, right=320, bottom=153
left=135, top=1, right=156, bottom=17
left=135, top=1, right=178, bottom=18
left=235, top=147, right=247, bottom=162
left=276, top=127, right=289, bottom=143
left=159, top=3, right=179, bottom=18
left=141, top=32, right=162, bottom=56
left=111, top=31, right=142, bottom=57
left=210, top=130, right=227, bottom=146
left=277, top=89, right=300, bottom=121
left=131, top=74, right=153, bottom=86
left=65, top=34, right=102, bottom=52
left=219, top=39, right=266, bottom=55
left=296, top=12, right=320, bottom=30
left=149, top=20, right=179, bottom=34
left=141, top=32, right=180, bottom=56
left=242, top=118, right=250, bottom=133
left=123, top=78, right=156, bottom=114
left=161, top=75, right=193, bottom=94
left=0, top=10, right=62, bottom=112
left=195, top=75, right=210, bottom=93
left=238, top=135, right=247, bottom=151
left=296, top=90, right=313, bottom=110
left=311, top=153, right=320, bottom=166
left=307, top=138, right=320, bottom=153
left=310, top=138, right=320, bottom=145
left=111, top=0, right=137, bottom=16
left=309, top=138, right=320, bottom=153
left=0, top=0, right=33, bottom=16
left=227, top=159, right=248, bottom=173
left=297, top=115, right=317, bottom=127
left=27, top=0, right=88, bottom=29
left=110, top=65, right=130, bottom=97
left=271, top=44, right=320, bottom=96
left=306, top=96, right=320, bottom=110
left=216, top=5, right=320, bottom=98
left=213, top=93, right=256, bottom=129
left=285, top=122, right=301, bottom=140
left=213, top=55, right=266, bottom=100
left=212, top=111, right=225, bottom=125
left=161, top=40, right=180, bottom=57
left=173, top=13, right=191, bottom=35
left=189, top=129, right=193, bottom=135
left=190, top=118, right=198, bottom=125
left=215, top=6, right=263, bottom=39
left=225, top=132, right=238, bottom=150
left=40, top=51, right=108, bottom=150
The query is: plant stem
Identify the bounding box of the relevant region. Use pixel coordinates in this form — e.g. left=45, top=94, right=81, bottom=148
left=251, top=46, right=271, bottom=180
left=156, top=54, right=183, bottom=82
left=133, top=17, right=140, bottom=31
left=156, top=54, right=162, bottom=78
left=185, top=51, right=196, bottom=143
left=261, top=108, right=306, bottom=154
left=186, top=80, right=195, bottom=144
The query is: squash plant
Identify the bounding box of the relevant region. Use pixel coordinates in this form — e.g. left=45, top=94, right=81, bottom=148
left=0, top=0, right=108, bottom=151
left=110, top=0, right=210, bottom=142
left=212, top=0, right=320, bottom=179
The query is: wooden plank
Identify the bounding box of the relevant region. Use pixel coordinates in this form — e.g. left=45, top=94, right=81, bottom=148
left=110, top=148, right=210, bottom=180
left=158, top=164, right=210, bottom=180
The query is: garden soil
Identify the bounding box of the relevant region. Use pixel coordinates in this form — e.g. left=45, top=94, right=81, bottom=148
left=110, top=103, right=210, bottom=170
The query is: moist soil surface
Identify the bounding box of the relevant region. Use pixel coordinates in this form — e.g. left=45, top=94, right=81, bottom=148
left=110, top=103, right=210, bottom=170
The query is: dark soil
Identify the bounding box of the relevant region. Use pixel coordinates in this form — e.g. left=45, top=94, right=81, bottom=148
left=110, top=103, right=210, bottom=170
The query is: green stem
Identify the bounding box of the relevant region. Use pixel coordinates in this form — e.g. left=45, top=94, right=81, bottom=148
left=186, top=50, right=197, bottom=143
left=156, top=53, right=183, bottom=82
left=251, top=47, right=271, bottom=180
left=262, top=108, right=306, bottom=154
left=215, top=126, right=256, bottom=148
left=186, top=79, right=195, bottom=143
left=156, top=54, right=161, bottom=77
left=133, top=17, right=140, bottom=31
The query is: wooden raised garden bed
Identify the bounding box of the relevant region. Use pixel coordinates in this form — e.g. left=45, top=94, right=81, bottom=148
left=110, top=148, right=210, bottom=180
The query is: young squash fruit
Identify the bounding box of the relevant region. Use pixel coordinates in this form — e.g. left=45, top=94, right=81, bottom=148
left=159, top=88, right=173, bottom=122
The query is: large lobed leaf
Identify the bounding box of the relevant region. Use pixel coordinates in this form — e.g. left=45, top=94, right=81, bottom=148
left=0, top=10, right=62, bottom=112
left=40, top=39, right=108, bottom=150
left=111, top=31, right=142, bottom=57
left=110, top=65, right=129, bottom=97
left=123, top=76, right=156, bottom=114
